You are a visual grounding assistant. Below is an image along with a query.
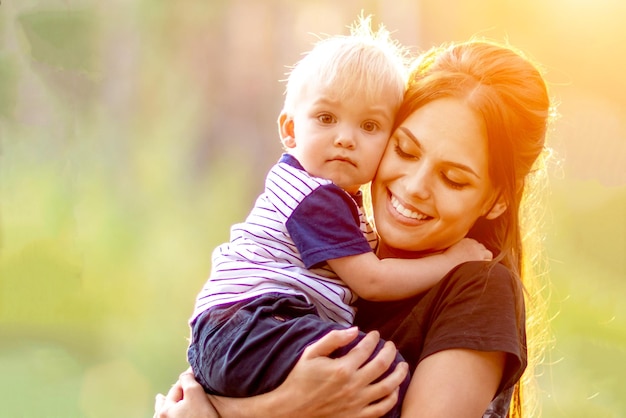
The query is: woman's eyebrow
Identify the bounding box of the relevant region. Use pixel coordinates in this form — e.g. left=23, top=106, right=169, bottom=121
left=399, top=127, right=423, bottom=150
left=398, top=126, right=481, bottom=180
left=448, top=161, right=481, bottom=180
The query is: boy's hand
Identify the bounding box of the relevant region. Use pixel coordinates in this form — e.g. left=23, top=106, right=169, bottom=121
left=444, top=238, right=493, bottom=264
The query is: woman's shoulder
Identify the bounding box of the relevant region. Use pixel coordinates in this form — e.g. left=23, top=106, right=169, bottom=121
left=446, top=261, right=523, bottom=300
left=451, top=260, right=515, bottom=280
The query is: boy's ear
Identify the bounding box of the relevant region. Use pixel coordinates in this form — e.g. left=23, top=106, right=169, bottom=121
left=484, top=193, right=508, bottom=220
left=278, top=111, right=296, bottom=148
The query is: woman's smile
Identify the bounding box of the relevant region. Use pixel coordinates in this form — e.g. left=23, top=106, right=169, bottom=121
left=389, top=192, right=430, bottom=222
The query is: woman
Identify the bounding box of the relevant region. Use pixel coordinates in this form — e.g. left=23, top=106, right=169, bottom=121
left=155, top=38, right=552, bottom=418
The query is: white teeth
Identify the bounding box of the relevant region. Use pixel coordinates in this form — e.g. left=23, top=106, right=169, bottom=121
left=391, top=195, right=428, bottom=220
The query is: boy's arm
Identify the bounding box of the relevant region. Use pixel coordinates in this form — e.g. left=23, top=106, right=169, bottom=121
left=328, top=238, right=492, bottom=301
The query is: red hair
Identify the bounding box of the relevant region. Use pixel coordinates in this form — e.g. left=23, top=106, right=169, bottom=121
left=395, top=40, right=553, bottom=417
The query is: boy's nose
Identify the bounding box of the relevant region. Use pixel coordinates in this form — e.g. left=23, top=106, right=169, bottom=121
left=334, top=133, right=356, bottom=149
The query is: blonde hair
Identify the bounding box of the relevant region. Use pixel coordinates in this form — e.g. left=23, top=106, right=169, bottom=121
left=282, top=15, right=408, bottom=114
left=516, top=146, right=555, bottom=418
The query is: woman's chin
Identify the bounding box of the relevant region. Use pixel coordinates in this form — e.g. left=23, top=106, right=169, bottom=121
left=376, top=225, right=425, bottom=255
left=377, top=238, right=442, bottom=259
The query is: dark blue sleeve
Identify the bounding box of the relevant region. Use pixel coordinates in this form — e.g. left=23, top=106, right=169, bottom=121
left=286, top=185, right=373, bottom=269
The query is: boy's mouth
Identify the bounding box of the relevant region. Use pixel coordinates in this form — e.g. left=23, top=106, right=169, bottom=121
left=329, top=156, right=356, bottom=167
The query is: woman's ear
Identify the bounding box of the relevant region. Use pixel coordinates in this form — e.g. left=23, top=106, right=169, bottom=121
left=484, top=194, right=508, bottom=220
left=278, top=111, right=296, bottom=148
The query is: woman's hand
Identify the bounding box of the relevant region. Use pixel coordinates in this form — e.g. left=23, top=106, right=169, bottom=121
left=285, top=327, right=408, bottom=417
left=210, top=327, right=409, bottom=418
left=154, top=370, right=218, bottom=418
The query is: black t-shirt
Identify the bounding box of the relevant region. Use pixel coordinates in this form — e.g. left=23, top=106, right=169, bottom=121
left=354, top=261, right=526, bottom=417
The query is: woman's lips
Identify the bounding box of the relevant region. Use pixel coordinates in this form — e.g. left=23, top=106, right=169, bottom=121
left=389, top=193, right=431, bottom=222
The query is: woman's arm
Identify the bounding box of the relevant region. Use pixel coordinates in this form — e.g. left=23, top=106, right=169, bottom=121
left=210, top=328, right=408, bottom=418
left=155, top=328, right=408, bottom=418
left=401, top=348, right=506, bottom=417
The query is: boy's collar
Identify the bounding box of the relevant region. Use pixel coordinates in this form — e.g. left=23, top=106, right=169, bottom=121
left=351, top=190, right=363, bottom=206
left=279, top=153, right=304, bottom=170
left=278, top=153, right=363, bottom=202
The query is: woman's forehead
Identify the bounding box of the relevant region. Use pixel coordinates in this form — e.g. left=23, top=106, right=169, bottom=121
left=399, top=98, right=489, bottom=168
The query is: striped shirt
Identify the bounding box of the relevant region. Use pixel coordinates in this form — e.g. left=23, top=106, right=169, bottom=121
left=191, top=154, right=378, bottom=326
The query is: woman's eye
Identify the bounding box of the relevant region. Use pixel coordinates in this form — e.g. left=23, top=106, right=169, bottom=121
left=393, top=143, right=418, bottom=160
left=318, top=114, right=335, bottom=124
left=442, top=175, right=468, bottom=190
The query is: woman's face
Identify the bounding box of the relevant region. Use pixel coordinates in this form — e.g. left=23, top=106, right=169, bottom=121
left=371, top=97, right=500, bottom=256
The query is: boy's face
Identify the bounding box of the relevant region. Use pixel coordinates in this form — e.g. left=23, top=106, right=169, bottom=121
left=279, top=83, right=397, bottom=195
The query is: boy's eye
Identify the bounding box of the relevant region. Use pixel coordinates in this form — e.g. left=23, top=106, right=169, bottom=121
left=362, top=121, right=379, bottom=132
left=318, top=114, right=335, bottom=124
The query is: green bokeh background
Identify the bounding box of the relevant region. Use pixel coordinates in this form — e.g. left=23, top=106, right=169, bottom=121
left=2, top=1, right=625, bottom=417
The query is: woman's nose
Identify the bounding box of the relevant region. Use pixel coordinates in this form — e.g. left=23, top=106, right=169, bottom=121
left=405, top=163, right=432, bottom=200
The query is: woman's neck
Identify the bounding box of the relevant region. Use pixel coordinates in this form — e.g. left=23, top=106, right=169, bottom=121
left=377, top=241, right=444, bottom=260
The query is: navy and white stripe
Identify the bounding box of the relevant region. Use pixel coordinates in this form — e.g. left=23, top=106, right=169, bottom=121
left=191, top=154, right=378, bottom=326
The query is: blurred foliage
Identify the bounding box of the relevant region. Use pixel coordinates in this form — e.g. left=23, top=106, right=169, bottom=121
left=538, top=181, right=626, bottom=417
left=0, top=52, right=18, bottom=117
left=18, top=9, right=97, bottom=72
left=1, top=1, right=625, bottom=417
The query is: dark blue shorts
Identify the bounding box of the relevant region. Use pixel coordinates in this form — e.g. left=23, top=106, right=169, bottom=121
left=188, top=293, right=408, bottom=417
